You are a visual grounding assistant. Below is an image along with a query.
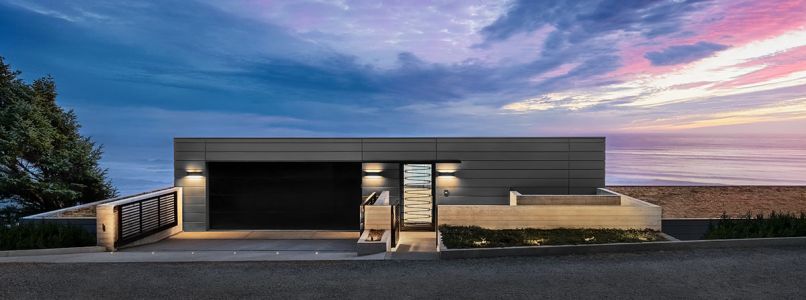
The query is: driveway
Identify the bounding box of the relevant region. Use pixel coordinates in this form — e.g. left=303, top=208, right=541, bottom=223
left=122, top=238, right=358, bottom=252
left=1, top=246, right=804, bottom=299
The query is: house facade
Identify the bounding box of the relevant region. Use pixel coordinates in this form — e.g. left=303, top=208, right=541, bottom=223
left=174, top=137, right=606, bottom=232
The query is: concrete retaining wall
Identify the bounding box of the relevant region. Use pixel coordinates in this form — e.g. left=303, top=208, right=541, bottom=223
left=514, top=193, right=620, bottom=206
left=96, top=187, right=184, bottom=251
left=364, top=191, right=392, bottom=230
left=438, top=189, right=662, bottom=230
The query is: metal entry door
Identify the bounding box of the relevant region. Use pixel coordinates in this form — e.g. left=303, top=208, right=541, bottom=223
left=401, top=163, right=434, bottom=230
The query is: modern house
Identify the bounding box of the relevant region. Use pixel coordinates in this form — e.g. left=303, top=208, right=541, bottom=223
left=174, top=137, right=607, bottom=232
left=25, top=137, right=661, bottom=252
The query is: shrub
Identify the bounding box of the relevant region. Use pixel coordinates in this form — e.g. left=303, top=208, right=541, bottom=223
left=0, top=222, right=95, bottom=250
left=439, top=225, right=664, bottom=249
left=705, top=211, right=806, bottom=239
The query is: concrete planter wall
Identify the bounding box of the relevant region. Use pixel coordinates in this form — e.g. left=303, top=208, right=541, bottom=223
left=439, top=188, right=662, bottom=230
left=356, top=230, right=391, bottom=256
left=363, top=191, right=392, bottom=230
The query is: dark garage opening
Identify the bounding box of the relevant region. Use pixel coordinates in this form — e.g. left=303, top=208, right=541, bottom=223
left=208, top=162, right=362, bottom=230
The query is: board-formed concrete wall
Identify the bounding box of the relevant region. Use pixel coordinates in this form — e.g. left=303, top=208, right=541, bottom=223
left=174, top=137, right=605, bottom=231
left=438, top=189, right=661, bottom=230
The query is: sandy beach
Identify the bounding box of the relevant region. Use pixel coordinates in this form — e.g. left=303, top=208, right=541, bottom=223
left=608, top=186, right=806, bottom=218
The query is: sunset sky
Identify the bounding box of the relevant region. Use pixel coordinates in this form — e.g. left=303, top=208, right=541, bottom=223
left=1, top=0, right=805, bottom=192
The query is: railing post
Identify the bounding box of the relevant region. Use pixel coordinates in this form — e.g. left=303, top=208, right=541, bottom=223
left=138, top=202, right=143, bottom=235
left=157, top=196, right=162, bottom=228
left=115, top=206, right=122, bottom=249
left=173, top=191, right=178, bottom=226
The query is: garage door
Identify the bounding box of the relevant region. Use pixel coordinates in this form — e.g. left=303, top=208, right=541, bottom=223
left=208, top=162, right=361, bottom=230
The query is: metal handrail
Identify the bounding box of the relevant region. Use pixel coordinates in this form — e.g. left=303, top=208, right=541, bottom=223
left=362, top=192, right=379, bottom=206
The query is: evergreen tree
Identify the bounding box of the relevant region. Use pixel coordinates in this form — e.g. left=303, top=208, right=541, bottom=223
left=0, top=56, right=116, bottom=218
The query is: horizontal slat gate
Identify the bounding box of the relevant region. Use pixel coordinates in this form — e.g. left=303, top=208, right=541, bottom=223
left=116, top=192, right=178, bottom=247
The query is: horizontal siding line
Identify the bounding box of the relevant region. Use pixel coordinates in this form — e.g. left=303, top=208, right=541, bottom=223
left=445, top=160, right=603, bottom=162
left=444, top=177, right=575, bottom=179
left=455, top=168, right=604, bottom=170
left=438, top=186, right=581, bottom=188
left=453, top=170, right=601, bottom=172
left=201, top=139, right=362, bottom=143
left=361, top=141, right=437, bottom=143
left=203, top=150, right=363, bottom=153
left=175, top=137, right=602, bottom=140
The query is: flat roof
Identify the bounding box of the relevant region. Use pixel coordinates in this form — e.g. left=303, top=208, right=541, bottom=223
left=174, top=137, right=605, bottom=140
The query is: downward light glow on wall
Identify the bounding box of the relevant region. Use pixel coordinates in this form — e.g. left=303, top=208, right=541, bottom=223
left=436, top=161, right=460, bottom=177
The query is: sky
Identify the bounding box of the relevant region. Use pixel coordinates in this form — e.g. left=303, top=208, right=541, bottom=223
left=1, top=0, right=805, bottom=193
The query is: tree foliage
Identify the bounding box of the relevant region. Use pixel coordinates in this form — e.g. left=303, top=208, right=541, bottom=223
left=0, top=56, right=116, bottom=218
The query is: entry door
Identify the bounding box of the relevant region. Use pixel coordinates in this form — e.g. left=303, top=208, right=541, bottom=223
left=401, top=163, right=434, bottom=230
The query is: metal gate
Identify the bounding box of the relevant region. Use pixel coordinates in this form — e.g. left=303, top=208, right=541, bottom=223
left=115, top=191, right=177, bottom=247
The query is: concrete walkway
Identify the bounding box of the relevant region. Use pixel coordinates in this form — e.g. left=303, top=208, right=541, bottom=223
left=123, top=238, right=357, bottom=252
left=391, top=231, right=439, bottom=260
left=169, top=231, right=359, bottom=240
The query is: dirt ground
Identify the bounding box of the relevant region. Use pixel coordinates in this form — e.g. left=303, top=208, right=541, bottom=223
left=607, top=186, right=806, bottom=218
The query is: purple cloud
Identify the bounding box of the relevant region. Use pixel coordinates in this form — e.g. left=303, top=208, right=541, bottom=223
left=644, top=41, right=729, bottom=66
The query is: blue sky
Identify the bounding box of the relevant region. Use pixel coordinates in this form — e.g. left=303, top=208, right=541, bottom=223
left=2, top=0, right=805, bottom=193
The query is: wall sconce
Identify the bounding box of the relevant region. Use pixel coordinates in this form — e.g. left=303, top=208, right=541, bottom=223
left=437, top=170, right=456, bottom=177
left=363, top=170, right=382, bottom=177
left=185, top=170, right=204, bottom=177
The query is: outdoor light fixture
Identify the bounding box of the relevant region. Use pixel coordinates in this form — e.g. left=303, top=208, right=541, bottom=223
left=363, top=170, right=382, bottom=177
left=437, top=170, right=456, bottom=177
left=436, top=160, right=461, bottom=177
left=185, top=170, right=204, bottom=177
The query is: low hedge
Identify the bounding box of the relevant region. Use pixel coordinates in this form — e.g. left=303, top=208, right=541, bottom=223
left=0, top=223, right=95, bottom=250
left=440, top=225, right=664, bottom=249
left=705, top=211, right=806, bottom=239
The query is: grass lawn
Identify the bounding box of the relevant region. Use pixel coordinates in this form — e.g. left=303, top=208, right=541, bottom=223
left=440, top=225, right=665, bottom=249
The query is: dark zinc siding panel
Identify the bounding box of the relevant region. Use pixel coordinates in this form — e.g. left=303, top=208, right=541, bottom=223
left=434, top=138, right=604, bottom=205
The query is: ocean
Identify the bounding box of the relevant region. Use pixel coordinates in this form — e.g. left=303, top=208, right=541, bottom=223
left=606, top=134, right=806, bottom=186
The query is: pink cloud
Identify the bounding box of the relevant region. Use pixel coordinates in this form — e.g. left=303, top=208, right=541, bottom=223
left=691, top=0, right=805, bottom=45
left=714, top=45, right=806, bottom=89
left=611, top=0, right=805, bottom=79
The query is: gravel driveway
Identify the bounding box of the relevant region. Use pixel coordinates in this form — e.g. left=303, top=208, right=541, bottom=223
left=2, top=246, right=804, bottom=299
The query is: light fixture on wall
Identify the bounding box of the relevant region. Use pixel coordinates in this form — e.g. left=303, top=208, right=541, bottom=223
left=185, top=170, right=204, bottom=177
left=363, top=170, right=382, bottom=177
left=437, top=170, right=456, bottom=177
left=436, top=160, right=460, bottom=177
